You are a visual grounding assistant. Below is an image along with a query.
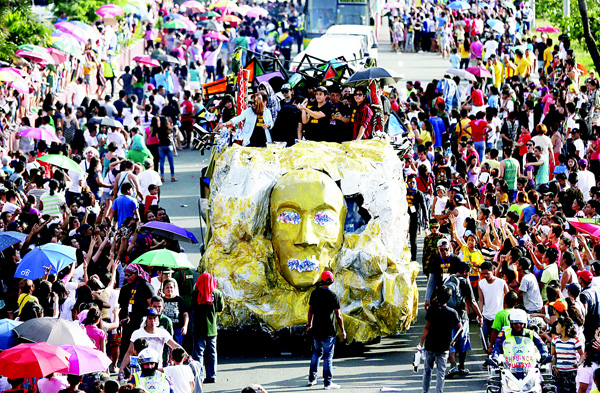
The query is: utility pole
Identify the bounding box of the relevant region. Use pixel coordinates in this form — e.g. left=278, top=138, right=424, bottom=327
left=564, top=0, right=570, bottom=17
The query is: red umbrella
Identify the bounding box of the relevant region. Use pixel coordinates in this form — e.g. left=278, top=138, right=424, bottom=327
left=466, top=66, right=493, bottom=78
left=536, top=26, right=560, bottom=33
left=133, top=55, right=160, bottom=67
left=0, top=342, right=70, bottom=378
left=567, top=218, right=600, bottom=238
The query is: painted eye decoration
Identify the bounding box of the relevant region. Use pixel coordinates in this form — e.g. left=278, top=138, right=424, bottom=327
left=314, top=211, right=334, bottom=226
left=277, top=211, right=301, bottom=225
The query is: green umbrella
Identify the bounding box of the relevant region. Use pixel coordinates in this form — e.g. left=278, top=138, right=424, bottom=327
left=37, top=154, right=85, bottom=174
left=52, top=40, right=83, bottom=59
left=200, top=11, right=220, bottom=17
left=131, top=249, right=195, bottom=269
left=17, top=44, right=48, bottom=55
left=163, top=20, right=189, bottom=30
left=503, top=1, right=516, bottom=9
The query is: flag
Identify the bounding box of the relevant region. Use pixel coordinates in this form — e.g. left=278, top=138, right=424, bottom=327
left=203, top=78, right=228, bottom=95
left=323, top=65, right=337, bottom=81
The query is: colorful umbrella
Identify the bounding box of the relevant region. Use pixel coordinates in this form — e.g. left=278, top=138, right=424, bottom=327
left=568, top=218, right=600, bottom=238
left=536, top=26, right=560, bottom=33
left=16, top=44, right=48, bottom=55
left=141, top=221, right=199, bottom=243
left=131, top=249, right=195, bottom=269
left=8, top=77, right=28, bottom=94
left=15, top=50, right=54, bottom=65
left=446, top=68, right=477, bottom=82
left=0, top=69, right=21, bottom=82
left=212, top=0, right=237, bottom=9
left=14, top=318, right=94, bottom=348
left=59, top=345, right=112, bottom=375
left=69, top=21, right=101, bottom=41
left=199, top=11, right=220, bottom=18
left=0, top=342, right=70, bottom=379
left=204, top=31, right=229, bottom=41
left=246, top=6, right=269, bottom=18
left=45, top=47, right=68, bottom=64
left=0, top=67, right=27, bottom=77
left=52, top=39, right=83, bottom=59
left=54, top=22, right=88, bottom=44
left=0, top=231, right=27, bottom=253
left=17, top=127, right=61, bottom=144
left=447, top=0, right=471, bottom=9
left=219, top=14, right=242, bottom=24
left=180, top=18, right=197, bottom=31
left=198, top=19, right=223, bottom=31
left=15, top=244, right=78, bottom=279
left=96, top=4, right=125, bottom=17
left=133, top=55, right=160, bottom=67
left=37, top=154, right=85, bottom=175
left=466, top=66, right=493, bottom=78
left=0, top=319, right=22, bottom=350
left=577, top=62, right=588, bottom=75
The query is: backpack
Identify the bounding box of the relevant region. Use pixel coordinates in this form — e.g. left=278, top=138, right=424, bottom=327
left=444, top=275, right=462, bottom=309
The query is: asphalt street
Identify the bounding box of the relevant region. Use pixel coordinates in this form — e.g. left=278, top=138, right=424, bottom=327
left=158, top=32, right=488, bottom=393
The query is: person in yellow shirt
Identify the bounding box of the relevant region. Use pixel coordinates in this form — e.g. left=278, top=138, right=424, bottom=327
left=503, top=54, right=516, bottom=80
left=543, top=38, right=553, bottom=73
left=489, top=55, right=504, bottom=89
left=525, top=48, right=536, bottom=72
left=460, top=39, right=470, bottom=69
left=16, top=279, right=40, bottom=317
left=449, top=215, right=485, bottom=290
left=515, top=50, right=532, bottom=80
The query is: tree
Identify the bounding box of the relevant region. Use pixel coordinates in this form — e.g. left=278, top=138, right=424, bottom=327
left=578, top=0, right=600, bottom=72
left=0, top=6, right=52, bottom=62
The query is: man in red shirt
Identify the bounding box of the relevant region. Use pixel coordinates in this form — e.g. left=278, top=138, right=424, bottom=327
left=464, top=111, right=492, bottom=159
left=180, top=90, right=194, bottom=148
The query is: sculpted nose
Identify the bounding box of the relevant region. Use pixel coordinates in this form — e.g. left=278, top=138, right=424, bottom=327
left=295, top=218, right=319, bottom=247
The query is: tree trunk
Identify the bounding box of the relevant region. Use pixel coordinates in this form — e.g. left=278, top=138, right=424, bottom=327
left=578, top=0, right=600, bottom=72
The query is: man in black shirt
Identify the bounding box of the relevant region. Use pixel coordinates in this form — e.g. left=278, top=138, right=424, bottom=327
left=307, top=271, right=346, bottom=390
left=419, top=286, right=461, bottom=393
left=270, top=94, right=303, bottom=147
left=329, top=85, right=351, bottom=142
left=424, top=238, right=462, bottom=310
left=298, top=86, right=333, bottom=142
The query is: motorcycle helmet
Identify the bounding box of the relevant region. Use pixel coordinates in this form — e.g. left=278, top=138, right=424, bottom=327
left=266, top=23, right=276, bottom=32
left=138, top=348, right=160, bottom=365
left=509, top=309, right=528, bottom=327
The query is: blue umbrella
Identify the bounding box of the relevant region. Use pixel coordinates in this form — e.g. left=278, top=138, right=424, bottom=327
left=15, top=244, right=77, bottom=280
left=0, top=231, right=27, bottom=253
left=0, top=319, right=22, bottom=350
left=447, top=1, right=471, bottom=10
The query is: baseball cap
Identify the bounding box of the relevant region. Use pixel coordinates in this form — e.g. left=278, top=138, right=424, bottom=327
left=144, top=160, right=153, bottom=169
left=321, top=271, right=334, bottom=284
left=549, top=300, right=567, bottom=313
left=566, top=282, right=581, bottom=297
left=453, top=194, right=466, bottom=204
left=436, top=185, right=447, bottom=192
left=437, top=238, right=450, bottom=248
left=161, top=267, right=174, bottom=274
left=146, top=308, right=160, bottom=316
left=281, top=84, right=291, bottom=91
left=579, top=158, right=588, bottom=167
left=315, top=86, right=328, bottom=94
left=577, top=270, right=594, bottom=282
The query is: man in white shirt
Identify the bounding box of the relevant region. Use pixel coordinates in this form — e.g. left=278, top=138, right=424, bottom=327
left=577, top=159, right=596, bottom=201
left=164, top=348, right=195, bottom=393
left=572, top=129, right=585, bottom=158
left=478, top=261, right=509, bottom=345
left=71, top=77, right=86, bottom=108
left=79, top=147, right=99, bottom=173
left=106, top=129, right=127, bottom=157
left=138, top=160, right=162, bottom=200
left=483, top=38, right=499, bottom=62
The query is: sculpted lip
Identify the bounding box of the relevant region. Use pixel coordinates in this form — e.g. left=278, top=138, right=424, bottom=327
left=288, top=258, right=320, bottom=272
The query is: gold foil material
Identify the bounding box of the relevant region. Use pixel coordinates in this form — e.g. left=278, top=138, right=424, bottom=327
left=201, top=140, right=419, bottom=342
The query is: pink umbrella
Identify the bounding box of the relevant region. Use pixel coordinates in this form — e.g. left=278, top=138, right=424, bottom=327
left=59, top=345, right=112, bottom=375
left=536, top=26, right=560, bottom=33
left=0, top=67, right=27, bottom=79
left=182, top=0, right=205, bottom=12
left=181, top=18, right=197, bottom=31
left=15, top=50, right=54, bottom=65
left=9, top=77, right=29, bottom=94
left=133, top=55, right=160, bottom=67
left=567, top=218, right=600, bottom=239
left=204, top=31, right=229, bottom=41
left=54, top=22, right=87, bottom=44
left=17, top=127, right=62, bottom=144
left=383, top=1, right=404, bottom=9
left=45, top=48, right=68, bottom=64
left=466, top=66, right=493, bottom=78
left=246, top=6, right=268, bottom=18
left=96, top=4, right=125, bottom=18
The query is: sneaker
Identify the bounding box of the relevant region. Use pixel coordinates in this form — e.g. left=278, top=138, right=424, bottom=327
left=308, top=380, right=317, bottom=387
left=446, top=367, right=459, bottom=379
left=203, top=378, right=216, bottom=384
left=458, top=368, right=470, bottom=376
left=324, top=383, right=341, bottom=390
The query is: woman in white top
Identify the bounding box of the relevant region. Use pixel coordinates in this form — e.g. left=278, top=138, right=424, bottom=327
left=216, top=93, right=273, bottom=147
left=431, top=185, right=448, bottom=221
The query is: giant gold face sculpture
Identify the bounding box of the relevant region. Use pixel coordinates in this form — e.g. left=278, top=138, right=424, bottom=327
left=270, top=170, right=346, bottom=289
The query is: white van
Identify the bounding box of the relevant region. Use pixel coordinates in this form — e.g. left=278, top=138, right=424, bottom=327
left=324, top=25, right=378, bottom=61
left=290, top=35, right=365, bottom=72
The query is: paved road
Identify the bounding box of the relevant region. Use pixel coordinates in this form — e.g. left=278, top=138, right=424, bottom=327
left=160, top=32, right=488, bottom=393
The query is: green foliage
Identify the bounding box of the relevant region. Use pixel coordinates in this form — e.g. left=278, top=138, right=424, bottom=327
left=0, top=10, right=52, bottom=62
left=53, top=0, right=128, bottom=25
left=535, top=0, right=600, bottom=44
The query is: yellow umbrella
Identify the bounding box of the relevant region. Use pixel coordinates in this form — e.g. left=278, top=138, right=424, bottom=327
left=211, top=0, right=237, bottom=9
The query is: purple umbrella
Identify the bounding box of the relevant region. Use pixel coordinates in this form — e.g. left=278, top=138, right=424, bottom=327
left=141, top=221, right=199, bottom=244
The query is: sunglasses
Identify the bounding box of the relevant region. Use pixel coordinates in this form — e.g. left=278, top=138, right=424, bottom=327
left=125, top=273, right=133, bottom=277
left=355, top=93, right=364, bottom=97
left=439, top=247, right=449, bottom=251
